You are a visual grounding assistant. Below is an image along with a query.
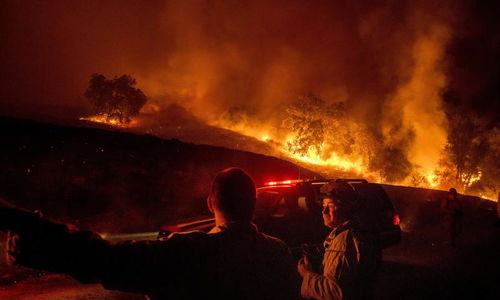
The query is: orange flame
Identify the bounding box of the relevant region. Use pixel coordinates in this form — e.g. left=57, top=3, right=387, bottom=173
left=79, top=114, right=138, bottom=128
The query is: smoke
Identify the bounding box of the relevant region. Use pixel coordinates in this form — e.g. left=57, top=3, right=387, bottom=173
left=382, top=19, right=451, bottom=182
left=2, top=0, right=496, bottom=185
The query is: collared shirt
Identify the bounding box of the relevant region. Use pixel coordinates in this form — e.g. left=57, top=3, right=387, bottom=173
left=207, top=222, right=258, bottom=234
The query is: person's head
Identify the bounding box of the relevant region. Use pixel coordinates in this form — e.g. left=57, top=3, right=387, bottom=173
left=321, top=197, right=337, bottom=228
left=207, top=167, right=256, bottom=223
left=448, top=188, right=458, bottom=200
left=320, top=181, right=359, bottom=228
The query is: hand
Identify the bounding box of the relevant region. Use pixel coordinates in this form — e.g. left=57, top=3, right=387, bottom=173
left=297, top=255, right=313, bottom=278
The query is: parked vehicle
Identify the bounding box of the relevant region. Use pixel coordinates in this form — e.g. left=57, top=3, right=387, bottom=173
left=158, top=178, right=402, bottom=255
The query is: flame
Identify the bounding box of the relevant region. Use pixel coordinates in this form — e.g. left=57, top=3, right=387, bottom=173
left=286, top=143, right=365, bottom=173
left=468, top=171, right=482, bottom=185
left=211, top=117, right=368, bottom=175
left=478, top=191, right=497, bottom=202
left=424, top=172, right=439, bottom=188
left=79, top=114, right=138, bottom=128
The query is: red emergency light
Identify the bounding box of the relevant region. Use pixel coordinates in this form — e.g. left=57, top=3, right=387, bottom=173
left=264, top=179, right=301, bottom=186
left=393, top=214, right=401, bottom=226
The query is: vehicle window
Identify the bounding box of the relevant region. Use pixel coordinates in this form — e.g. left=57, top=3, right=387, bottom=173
left=271, top=196, right=289, bottom=218
left=257, top=185, right=326, bottom=217
left=256, top=190, right=281, bottom=216
left=298, top=196, right=307, bottom=210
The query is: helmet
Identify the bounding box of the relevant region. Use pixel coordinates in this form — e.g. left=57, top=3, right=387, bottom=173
left=320, top=181, right=361, bottom=219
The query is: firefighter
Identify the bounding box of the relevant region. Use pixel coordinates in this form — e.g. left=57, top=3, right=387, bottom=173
left=297, top=181, right=381, bottom=300
left=0, top=168, right=299, bottom=300
left=440, top=188, right=463, bottom=247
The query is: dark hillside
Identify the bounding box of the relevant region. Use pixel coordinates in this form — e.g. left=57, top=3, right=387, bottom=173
left=0, top=117, right=321, bottom=233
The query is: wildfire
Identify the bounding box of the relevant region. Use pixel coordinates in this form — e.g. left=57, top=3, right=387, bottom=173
left=287, top=146, right=365, bottom=173
left=210, top=118, right=368, bottom=175
left=467, top=171, right=482, bottom=185
left=79, top=104, right=494, bottom=201
left=79, top=114, right=137, bottom=128
left=478, top=191, right=497, bottom=201
left=424, top=173, right=439, bottom=188
left=209, top=116, right=487, bottom=197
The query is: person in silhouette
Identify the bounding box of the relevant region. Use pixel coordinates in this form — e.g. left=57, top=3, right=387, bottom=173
left=440, top=187, right=463, bottom=247
left=0, top=167, right=299, bottom=299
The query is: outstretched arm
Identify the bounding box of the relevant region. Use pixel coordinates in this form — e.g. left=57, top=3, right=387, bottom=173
left=0, top=198, right=194, bottom=295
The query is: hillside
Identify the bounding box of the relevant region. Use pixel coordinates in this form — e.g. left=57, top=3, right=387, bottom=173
left=0, top=117, right=321, bottom=233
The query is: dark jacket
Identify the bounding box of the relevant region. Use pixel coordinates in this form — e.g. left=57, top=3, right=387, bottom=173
left=6, top=213, right=299, bottom=300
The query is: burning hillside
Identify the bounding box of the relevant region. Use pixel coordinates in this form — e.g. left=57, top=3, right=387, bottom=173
left=78, top=92, right=498, bottom=201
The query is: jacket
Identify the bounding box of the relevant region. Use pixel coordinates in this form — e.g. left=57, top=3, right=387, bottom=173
left=301, top=221, right=381, bottom=300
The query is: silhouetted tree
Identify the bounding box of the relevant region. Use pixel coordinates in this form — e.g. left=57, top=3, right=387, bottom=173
left=369, top=145, right=412, bottom=183
left=468, top=127, right=500, bottom=197
left=444, top=108, right=489, bottom=191
left=84, top=74, right=147, bottom=124
left=409, top=171, right=426, bottom=187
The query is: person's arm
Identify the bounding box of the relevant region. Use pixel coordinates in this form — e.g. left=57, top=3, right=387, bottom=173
left=0, top=198, right=113, bottom=282
left=298, top=255, right=343, bottom=300
left=1, top=198, right=197, bottom=295
left=298, top=230, right=362, bottom=300
left=7, top=218, right=114, bottom=281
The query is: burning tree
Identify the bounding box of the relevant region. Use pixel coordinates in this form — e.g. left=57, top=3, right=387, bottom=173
left=282, top=94, right=359, bottom=157
left=282, top=93, right=374, bottom=172
left=282, top=94, right=325, bottom=157
left=408, top=171, right=426, bottom=187
left=84, top=73, right=147, bottom=124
